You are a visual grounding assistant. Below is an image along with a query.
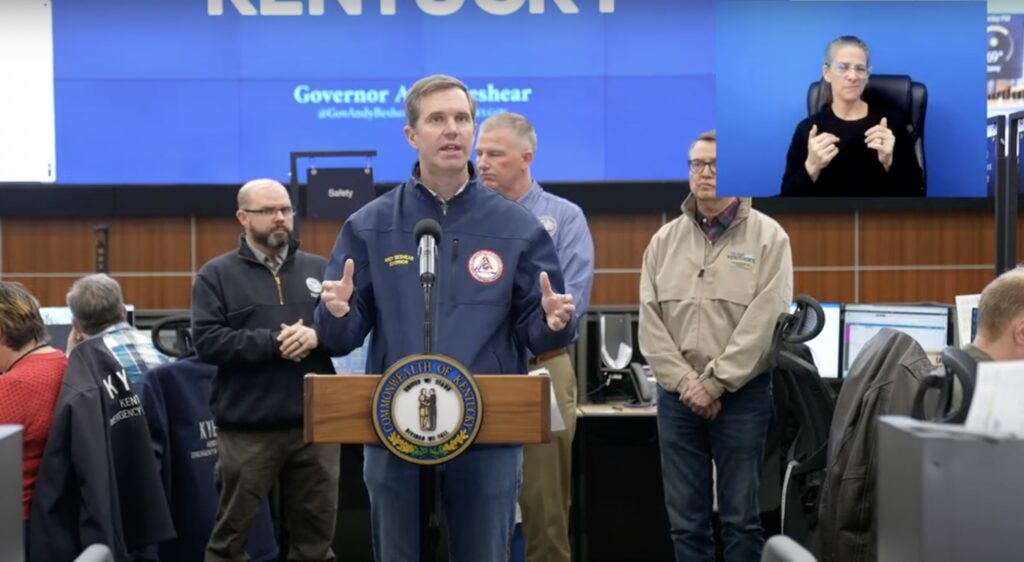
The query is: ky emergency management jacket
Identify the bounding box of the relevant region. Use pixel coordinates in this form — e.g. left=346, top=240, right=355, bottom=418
left=30, top=335, right=174, bottom=562
left=315, top=173, right=576, bottom=376
left=639, top=196, right=793, bottom=399
left=192, top=236, right=335, bottom=429
left=136, top=354, right=279, bottom=562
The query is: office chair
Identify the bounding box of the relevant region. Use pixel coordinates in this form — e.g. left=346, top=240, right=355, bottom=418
left=74, top=544, right=114, bottom=562
left=764, top=295, right=836, bottom=546
left=762, top=535, right=817, bottom=562
left=911, top=346, right=977, bottom=424
left=150, top=314, right=193, bottom=357
left=818, top=329, right=934, bottom=562
left=807, top=74, right=928, bottom=191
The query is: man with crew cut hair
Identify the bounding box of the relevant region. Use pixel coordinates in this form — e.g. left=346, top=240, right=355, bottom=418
left=476, top=111, right=594, bottom=562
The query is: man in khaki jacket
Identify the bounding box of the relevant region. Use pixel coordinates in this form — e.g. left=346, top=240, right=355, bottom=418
left=639, top=130, right=793, bottom=562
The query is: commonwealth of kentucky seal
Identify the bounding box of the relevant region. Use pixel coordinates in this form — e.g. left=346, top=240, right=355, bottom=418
left=371, top=354, right=483, bottom=465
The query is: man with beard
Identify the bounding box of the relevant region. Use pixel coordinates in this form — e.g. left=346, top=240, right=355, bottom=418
left=192, top=178, right=340, bottom=561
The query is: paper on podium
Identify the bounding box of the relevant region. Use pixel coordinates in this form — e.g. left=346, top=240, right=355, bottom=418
left=954, top=294, right=980, bottom=347
left=965, top=360, right=1024, bottom=437
left=529, top=368, right=565, bottom=432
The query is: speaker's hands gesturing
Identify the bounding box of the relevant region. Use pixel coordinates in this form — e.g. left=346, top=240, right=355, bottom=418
left=321, top=258, right=355, bottom=318
left=540, top=271, right=575, bottom=331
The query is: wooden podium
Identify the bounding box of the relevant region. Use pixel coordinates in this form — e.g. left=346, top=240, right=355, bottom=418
left=305, top=369, right=552, bottom=561
left=304, top=373, right=552, bottom=445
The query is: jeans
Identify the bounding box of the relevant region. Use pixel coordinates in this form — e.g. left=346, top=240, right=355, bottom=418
left=657, top=373, right=773, bottom=562
left=364, top=444, right=522, bottom=562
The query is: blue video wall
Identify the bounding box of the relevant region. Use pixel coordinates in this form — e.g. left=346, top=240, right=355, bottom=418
left=49, top=0, right=712, bottom=185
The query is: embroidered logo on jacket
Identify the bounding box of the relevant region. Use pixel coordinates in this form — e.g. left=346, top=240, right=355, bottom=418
left=467, top=250, right=504, bottom=284
left=727, top=251, right=756, bottom=270
left=385, top=254, right=415, bottom=267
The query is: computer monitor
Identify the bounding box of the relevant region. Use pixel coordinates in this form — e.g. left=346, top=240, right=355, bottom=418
left=40, top=304, right=136, bottom=352
left=987, top=115, right=1006, bottom=197
left=841, top=304, right=951, bottom=376
left=331, top=333, right=371, bottom=374
left=790, top=301, right=841, bottom=379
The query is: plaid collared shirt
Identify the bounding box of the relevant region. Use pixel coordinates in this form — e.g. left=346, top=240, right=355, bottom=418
left=98, top=322, right=171, bottom=384
left=696, top=198, right=741, bottom=244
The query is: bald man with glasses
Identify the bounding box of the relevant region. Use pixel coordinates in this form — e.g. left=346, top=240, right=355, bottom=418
left=192, top=178, right=340, bottom=561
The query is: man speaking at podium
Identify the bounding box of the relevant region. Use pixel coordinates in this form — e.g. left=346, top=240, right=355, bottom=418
left=315, top=74, right=578, bottom=561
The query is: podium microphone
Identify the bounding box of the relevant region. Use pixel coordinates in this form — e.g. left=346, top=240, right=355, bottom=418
left=415, top=218, right=441, bottom=286
left=413, top=218, right=443, bottom=561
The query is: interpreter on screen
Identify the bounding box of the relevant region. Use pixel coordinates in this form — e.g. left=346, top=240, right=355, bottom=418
left=780, top=35, right=923, bottom=197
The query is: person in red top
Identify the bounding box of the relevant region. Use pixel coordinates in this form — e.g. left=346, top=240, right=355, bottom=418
left=0, top=282, right=67, bottom=550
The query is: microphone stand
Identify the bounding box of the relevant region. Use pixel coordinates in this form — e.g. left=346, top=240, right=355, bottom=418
left=420, top=269, right=437, bottom=562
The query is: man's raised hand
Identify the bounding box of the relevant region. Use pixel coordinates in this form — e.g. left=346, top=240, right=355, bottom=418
left=321, top=258, right=355, bottom=318
left=540, top=271, right=575, bottom=331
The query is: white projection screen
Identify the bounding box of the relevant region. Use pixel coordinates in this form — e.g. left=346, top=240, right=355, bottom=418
left=0, top=0, right=55, bottom=182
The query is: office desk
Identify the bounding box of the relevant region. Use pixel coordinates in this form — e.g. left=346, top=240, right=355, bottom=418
left=572, top=402, right=674, bottom=562
left=578, top=404, right=658, bottom=417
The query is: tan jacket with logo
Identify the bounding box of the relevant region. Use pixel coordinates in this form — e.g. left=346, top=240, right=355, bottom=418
left=639, top=196, right=793, bottom=399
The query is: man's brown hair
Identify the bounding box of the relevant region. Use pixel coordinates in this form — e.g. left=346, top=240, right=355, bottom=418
left=404, top=74, right=477, bottom=128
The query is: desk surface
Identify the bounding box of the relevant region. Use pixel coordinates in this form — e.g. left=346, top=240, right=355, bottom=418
left=579, top=403, right=657, bottom=417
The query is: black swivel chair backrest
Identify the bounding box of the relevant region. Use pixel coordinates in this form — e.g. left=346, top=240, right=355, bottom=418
left=807, top=74, right=928, bottom=192
left=765, top=295, right=837, bottom=548
left=151, top=314, right=194, bottom=358
left=911, top=346, right=977, bottom=424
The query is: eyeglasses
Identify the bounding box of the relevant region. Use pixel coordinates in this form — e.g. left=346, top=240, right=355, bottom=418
left=688, top=159, right=716, bottom=174
left=829, top=62, right=870, bottom=77
left=242, top=206, right=295, bottom=217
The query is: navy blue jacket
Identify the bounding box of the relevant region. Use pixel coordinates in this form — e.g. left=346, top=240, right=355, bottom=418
left=315, top=168, right=576, bottom=376
left=136, top=354, right=279, bottom=562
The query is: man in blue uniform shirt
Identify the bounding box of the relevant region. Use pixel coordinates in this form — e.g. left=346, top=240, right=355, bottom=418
left=315, top=74, right=578, bottom=562
left=476, top=112, right=594, bottom=562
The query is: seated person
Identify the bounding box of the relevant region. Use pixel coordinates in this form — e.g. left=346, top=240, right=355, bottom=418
left=30, top=274, right=174, bottom=561
left=966, top=267, right=1024, bottom=362
left=781, top=35, right=923, bottom=197
left=0, top=282, right=67, bottom=555
left=65, top=273, right=170, bottom=378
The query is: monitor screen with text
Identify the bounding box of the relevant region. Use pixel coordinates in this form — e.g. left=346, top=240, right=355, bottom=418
left=842, top=304, right=950, bottom=376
